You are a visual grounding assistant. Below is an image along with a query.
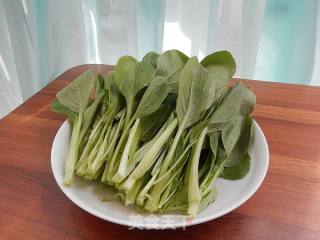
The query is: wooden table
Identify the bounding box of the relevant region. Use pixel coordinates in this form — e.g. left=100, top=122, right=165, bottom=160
left=1, top=64, right=320, bottom=240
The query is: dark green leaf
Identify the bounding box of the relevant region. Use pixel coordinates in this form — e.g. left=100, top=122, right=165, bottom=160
left=224, top=117, right=253, bottom=167
left=140, top=105, right=173, bottom=142
left=134, top=60, right=156, bottom=95
left=114, top=56, right=155, bottom=120
left=221, top=116, right=247, bottom=156
left=221, top=153, right=251, bottom=180
left=208, top=82, right=256, bottom=130
left=201, top=50, right=236, bottom=88
left=134, top=76, right=168, bottom=119
left=114, top=56, right=138, bottom=105
left=157, top=50, right=189, bottom=93
left=176, top=57, right=218, bottom=129
left=189, top=121, right=209, bottom=143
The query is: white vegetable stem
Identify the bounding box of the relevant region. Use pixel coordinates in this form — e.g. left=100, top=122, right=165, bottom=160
left=112, top=118, right=140, bottom=183
left=63, top=113, right=83, bottom=186
left=144, top=118, right=186, bottom=212
left=187, top=126, right=208, bottom=216
left=123, top=118, right=178, bottom=192
left=105, top=118, right=133, bottom=183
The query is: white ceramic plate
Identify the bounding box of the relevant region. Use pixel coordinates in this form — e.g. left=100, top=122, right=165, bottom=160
left=51, top=120, right=269, bottom=229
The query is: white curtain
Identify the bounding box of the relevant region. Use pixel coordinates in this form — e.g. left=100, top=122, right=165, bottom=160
left=0, top=0, right=319, bottom=119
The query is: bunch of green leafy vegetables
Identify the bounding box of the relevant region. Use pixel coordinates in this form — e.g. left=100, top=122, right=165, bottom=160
left=52, top=50, right=256, bottom=217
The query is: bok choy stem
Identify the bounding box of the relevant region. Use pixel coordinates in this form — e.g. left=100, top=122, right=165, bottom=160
left=187, top=127, right=208, bottom=216
left=63, top=112, right=83, bottom=186
left=123, top=118, right=178, bottom=192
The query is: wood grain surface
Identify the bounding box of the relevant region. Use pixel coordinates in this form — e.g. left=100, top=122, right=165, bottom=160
left=1, top=64, right=320, bottom=240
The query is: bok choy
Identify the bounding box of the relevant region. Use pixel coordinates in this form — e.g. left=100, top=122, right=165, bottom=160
left=52, top=49, right=256, bottom=217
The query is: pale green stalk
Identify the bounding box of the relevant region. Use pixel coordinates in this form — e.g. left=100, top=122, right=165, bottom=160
left=144, top=118, right=186, bottom=212
left=123, top=118, right=178, bottom=192
left=104, top=116, right=135, bottom=183
left=112, top=118, right=140, bottom=183
left=187, top=126, right=208, bottom=216
left=87, top=117, right=123, bottom=176
left=63, top=111, right=83, bottom=186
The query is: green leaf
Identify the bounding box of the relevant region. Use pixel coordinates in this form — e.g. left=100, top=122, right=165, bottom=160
left=157, top=50, right=189, bottom=93
left=80, top=95, right=104, bottom=140
left=140, top=105, right=173, bottom=142
left=108, top=82, right=123, bottom=116
left=208, top=82, right=256, bottom=130
left=114, top=56, right=137, bottom=102
left=134, top=60, right=156, bottom=95
left=80, top=76, right=107, bottom=140
left=114, top=56, right=155, bottom=124
left=96, top=74, right=105, bottom=95
left=142, top=51, right=159, bottom=68
left=189, top=121, right=209, bottom=144
left=221, top=153, right=251, bottom=180
left=224, top=117, right=253, bottom=167
left=201, top=50, right=236, bottom=88
left=221, top=116, right=247, bottom=156
left=51, top=98, right=76, bottom=122
left=56, top=70, right=95, bottom=113
left=103, top=70, right=114, bottom=91
left=177, top=57, right=218, bottom=129
left=134, top=76, right=169, bottom=119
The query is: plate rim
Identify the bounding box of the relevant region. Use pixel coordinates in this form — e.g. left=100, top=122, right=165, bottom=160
left=51, top=120, right=269, bottom=228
